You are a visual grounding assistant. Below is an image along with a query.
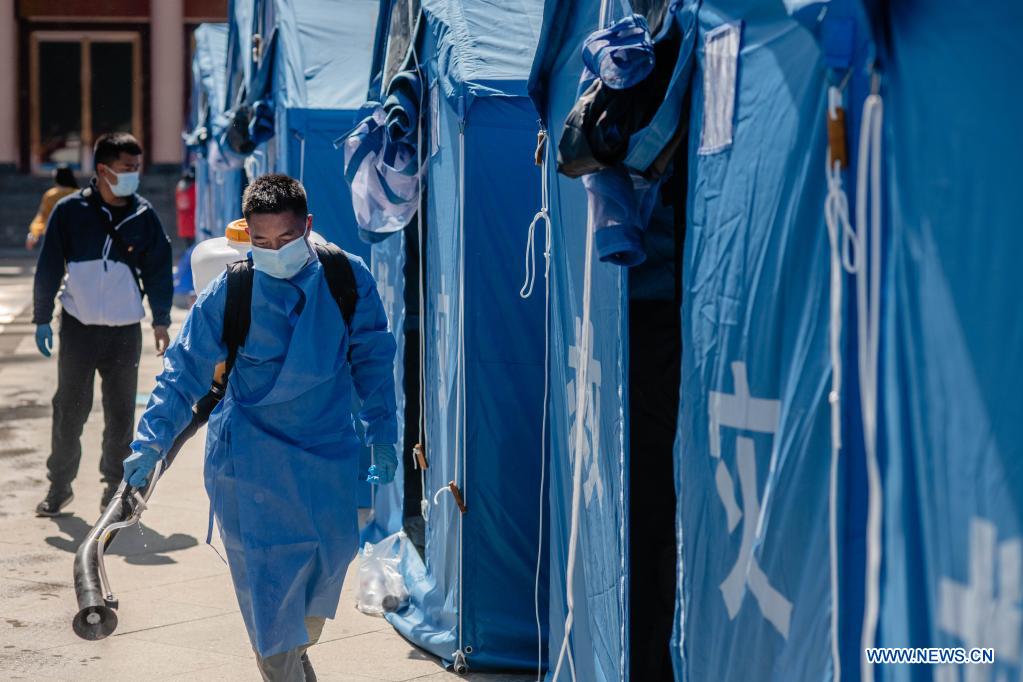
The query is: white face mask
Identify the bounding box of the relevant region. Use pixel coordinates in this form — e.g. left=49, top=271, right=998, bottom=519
left=250, top=233, right=312, bottom=280
left=105, top=169, right=140, bottom=197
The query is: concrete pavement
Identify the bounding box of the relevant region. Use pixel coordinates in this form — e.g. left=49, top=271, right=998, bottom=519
left=0, top=256, right=536, bottom=681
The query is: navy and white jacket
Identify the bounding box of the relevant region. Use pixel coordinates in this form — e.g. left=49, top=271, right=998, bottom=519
left=33, top=180, right=173, bottom=328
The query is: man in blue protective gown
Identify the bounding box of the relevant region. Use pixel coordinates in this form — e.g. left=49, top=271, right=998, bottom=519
left=123, top=174, right=398, bottom=681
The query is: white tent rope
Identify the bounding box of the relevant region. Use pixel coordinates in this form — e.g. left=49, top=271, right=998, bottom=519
left=521, top=154, right=550, bottom=299
left=553, top=3, right=615, bottom=678
left=856, top=74, right=884, bottom=682
left=823, top=84, right=849, bottom=682
left=455, top=123, right=468, bottom=658
left=531, top=134, right=554, bottom=682
left=552, top=217, right=593, bottom=682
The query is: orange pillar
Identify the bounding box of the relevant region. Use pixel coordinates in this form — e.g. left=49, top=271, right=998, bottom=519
left=150, top=0, right=184, bottom=165
left=0, top=0, right=18, bottom=167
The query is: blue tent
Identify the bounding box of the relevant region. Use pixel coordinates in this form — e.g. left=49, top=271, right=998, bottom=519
left=671, top=0, right=1023, bottom=680
left=668, top=1, right=841, bottom=679
left=862, top=1, right=1023, bottom=679
left=528, top=2, right=638, bottom=679
left=528, top=0, right=847, bottom=679
left=226, top=0, right=378, bottom=258
left=189, top=23, right=243, bottom=241
left=364, top=0, right=549, bottom=672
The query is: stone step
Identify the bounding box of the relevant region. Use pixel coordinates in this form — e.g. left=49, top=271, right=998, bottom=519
left=0, top=169, right=185, bottom=252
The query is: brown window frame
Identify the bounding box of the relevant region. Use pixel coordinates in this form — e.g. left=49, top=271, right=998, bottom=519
left=28, top=30, right=143, bottom=175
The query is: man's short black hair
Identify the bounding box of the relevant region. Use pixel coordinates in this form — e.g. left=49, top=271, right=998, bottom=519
left=242, top=173, right=308, bottom=219
left=94, top=133, right=143, bottom=167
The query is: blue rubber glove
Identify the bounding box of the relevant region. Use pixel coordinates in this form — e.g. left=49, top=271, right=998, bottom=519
left=365, top=444, right=397, bottom=485
left=35, top=324, right=53, bottom=358
left=122, top=448, right=163, bottom=489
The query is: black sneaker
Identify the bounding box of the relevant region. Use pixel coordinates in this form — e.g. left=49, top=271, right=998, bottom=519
left=301, top=652, right=316, bottom=682
left=35, top=486, right=74, bottom=517
left=100, top=482, right=120, bottom=512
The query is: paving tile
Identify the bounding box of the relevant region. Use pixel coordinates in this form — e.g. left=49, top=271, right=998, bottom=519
left=0, top=578, right=229, bottom=652
left=119, top=572, right=241, bottom=612
left=121, top=611, right=254, bottom=660
left=0, top=636, right=240, bottom=681
left=308, top=630, right=448, bottom=681
left=164, top=660, right=384, bottom=681
left=413, top=674, right=539, bottom=682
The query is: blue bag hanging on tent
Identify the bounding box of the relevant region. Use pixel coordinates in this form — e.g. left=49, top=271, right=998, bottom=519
left=582, top=13, right=656, bottom=90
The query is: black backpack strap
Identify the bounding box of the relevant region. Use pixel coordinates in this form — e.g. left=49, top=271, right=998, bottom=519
left=222, top=259, right=254, bottom=378
left=314, top=242, right=359, bottom=330
left=83, top=187, right=145, bottom=294
left=220, top=246, right=355, bottom=380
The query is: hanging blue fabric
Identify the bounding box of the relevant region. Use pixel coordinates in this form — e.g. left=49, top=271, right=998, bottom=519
left=563, top=1, right=694, bottom=268
left=249, top=99, right=275, bottom=146
left=582, top=14, right=656, bottom=90
left=248, top=28, right=278, bottom=106
left=338, top=105, right=420, bottom=240
left=584, top=166, right=662, bottom=266
left=182, top=126, right=210, bottom=155
left=383, top=69, right=422, bottom=146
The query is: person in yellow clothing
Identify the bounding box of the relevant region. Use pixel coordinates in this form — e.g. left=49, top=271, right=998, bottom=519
left=26, top=164, right=79, bottom=250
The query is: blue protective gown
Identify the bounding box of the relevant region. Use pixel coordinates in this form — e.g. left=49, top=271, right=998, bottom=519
left=132, top=254, right=397, bottom=657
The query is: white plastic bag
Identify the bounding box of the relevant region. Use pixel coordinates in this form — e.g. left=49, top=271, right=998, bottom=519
left=355, top=531, right=411, bottom=616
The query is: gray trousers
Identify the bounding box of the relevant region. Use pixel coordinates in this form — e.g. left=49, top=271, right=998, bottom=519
left=255, top=617, right=326, bottom=682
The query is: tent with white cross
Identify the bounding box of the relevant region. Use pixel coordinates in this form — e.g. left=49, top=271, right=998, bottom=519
left=353, top=0, right=550, bottom=672
left=527, top=0, right=687, bottom=679
left=672, top=0, right=1023, bottom=679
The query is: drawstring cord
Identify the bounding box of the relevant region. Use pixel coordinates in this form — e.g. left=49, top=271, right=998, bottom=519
left=856, top=71, right=884, bottom=682
left=823, top=83, right=848, bottom=682
left=521, top=150, right=551, bottom=299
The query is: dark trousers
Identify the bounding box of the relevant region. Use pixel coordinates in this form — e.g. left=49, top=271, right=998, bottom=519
left=46, top=313, right=142, bottom=490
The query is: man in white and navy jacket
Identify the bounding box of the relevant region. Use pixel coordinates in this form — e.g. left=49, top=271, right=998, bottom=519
left=32, top=133, right=174, bottom=516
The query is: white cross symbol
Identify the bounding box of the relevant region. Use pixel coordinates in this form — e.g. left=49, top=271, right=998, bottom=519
left=935, top=517, right=1022, bottom=682
left=567, top=317, right=603, bottom=505
left=436, top=275, right=450, bottom=397
left=708, top=361, right=792, bottom=638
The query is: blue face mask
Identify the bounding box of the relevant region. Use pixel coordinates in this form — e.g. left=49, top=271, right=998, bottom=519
left=250, top=233, right=312, bottom=279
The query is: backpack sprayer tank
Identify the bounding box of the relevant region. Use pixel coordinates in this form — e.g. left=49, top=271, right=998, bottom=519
left=191, top=219, right=252, bottom=293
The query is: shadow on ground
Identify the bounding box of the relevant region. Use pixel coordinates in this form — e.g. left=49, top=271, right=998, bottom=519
left=44, top=514, right=198, bottom=565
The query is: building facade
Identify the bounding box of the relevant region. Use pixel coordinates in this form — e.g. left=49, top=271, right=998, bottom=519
left=7, top=0, right=228, bottom=174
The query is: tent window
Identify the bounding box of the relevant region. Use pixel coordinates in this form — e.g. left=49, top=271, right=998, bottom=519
left=699, top=22, right=741, bottom=155
left=430, top=84, right=440, bottom=156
